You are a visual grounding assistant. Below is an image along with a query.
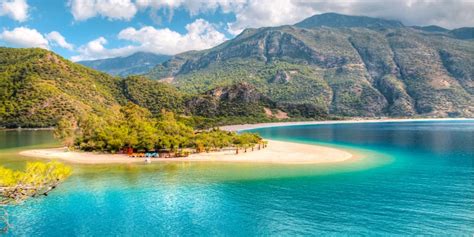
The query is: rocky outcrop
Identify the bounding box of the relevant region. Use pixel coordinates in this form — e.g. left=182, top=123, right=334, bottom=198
left=270, top=70, right=291, bottom=84
left=186, top=83, right=276, bottom=117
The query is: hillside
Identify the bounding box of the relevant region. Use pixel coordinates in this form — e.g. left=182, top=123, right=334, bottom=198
left=79, top=52, right=171, bottom=76
left=120, top=76, right=185, bottom=115
left=0, top=48, right=283, bottom=128
left=0, top=47, right=126, bottom=127
left=147, top=14, right=474, bottom=118
left=187, top=82, right=275, bottom=117
left=121, top=77, right=292, bottom=122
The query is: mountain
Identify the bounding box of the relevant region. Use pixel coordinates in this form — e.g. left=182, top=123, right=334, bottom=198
left=412, top=25, right=449, bottom=33
left=146, top=13, right=474, bottom=118
left=413, top=26, right=473, bottom=40
left=78, top=52, right=171, bottom=76
left=448, top=27, right=474, bottom=40
left=2, top=14, right=473, bottom=128
left=294, top=13, right=404, bottom=29
left=0, top=48, right=283, bottom=128
left=187, top=82, right=275, bottom=118
left=0, top=47, right=126, bottom=127
left=121, top=77, right=291, bottom=121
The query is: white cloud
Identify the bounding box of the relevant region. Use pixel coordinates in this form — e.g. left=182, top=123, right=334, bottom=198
left=0, top=27, right=48, bottom=49
left=69, top=0, right=137, bottom=21
left=67, top=0, right=474, bottom=29
left=343, top=0, right=474, bottom=29
left=71, top=36, right=136, bottom=61
left=137, top=0, right=474, bottom=33
left=119, top=18, right=227, bottom=54
left=227, top=0, right=315, bottom=35
left=225, top=0, right=474, bottom=33
left=136, top=0, right=246, bottom=16
left=71, top=19, right=227, bottom=61
left=46, top=31, right=74, bottom=50
left=0, top=0, right=29, bottom=22
left=69, top=0, right=247, bottom=22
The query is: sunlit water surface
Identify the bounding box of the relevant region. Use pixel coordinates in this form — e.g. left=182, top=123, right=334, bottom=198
left=0, top=120, right=473, bottom=235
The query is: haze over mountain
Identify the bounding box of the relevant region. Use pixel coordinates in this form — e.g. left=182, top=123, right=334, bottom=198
left=78, top=52, right=171, bottom=76
left=147, top=13, right=474, bottom=118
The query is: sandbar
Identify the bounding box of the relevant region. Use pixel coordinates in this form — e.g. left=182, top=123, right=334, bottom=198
left=19, top=140, right=353, bottom=165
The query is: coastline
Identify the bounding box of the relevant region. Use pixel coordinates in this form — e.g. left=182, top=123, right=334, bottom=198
left=16, top=118, right=471, bottom=165
left=2, top=118, right=471, bottom=132
left=220, top=118, right=472, bottom=132
left=19, top=139, right=354, bottom=165
left=0, top=127, right=55, bottom=131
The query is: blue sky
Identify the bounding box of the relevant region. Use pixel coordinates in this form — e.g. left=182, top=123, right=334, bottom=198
left=1, top=0, right=473, bottom=61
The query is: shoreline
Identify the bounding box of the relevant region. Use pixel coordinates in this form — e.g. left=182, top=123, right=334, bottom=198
left=220, top=118, right=472, bottom=132
left=16, top=118, right=471, bottom=165
left=19, top=140, right=354, bottom=165
left=2, top=118, right=471, bottom=132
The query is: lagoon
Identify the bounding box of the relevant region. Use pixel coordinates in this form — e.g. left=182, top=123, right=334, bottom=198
left=1, top=120, right=473, bottom=235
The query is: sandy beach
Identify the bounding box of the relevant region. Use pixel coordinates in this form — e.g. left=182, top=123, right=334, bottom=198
left=18, top=118, right=470, bottom=165
left=19, top=140, right=353, bottom=165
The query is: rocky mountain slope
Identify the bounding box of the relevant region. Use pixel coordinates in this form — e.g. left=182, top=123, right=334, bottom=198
left=147, top=13, right=474, bottom=117
left=79, top=52, right=171, bottom=76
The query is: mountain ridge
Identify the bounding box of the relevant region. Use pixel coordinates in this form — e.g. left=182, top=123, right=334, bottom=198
left=146, top=13, right=473, bottom=118
left=294, top=12, right=404, bottom=29
left=1, top=13, right=473, bottom=128
left=79, top=52, right=171, bottom=76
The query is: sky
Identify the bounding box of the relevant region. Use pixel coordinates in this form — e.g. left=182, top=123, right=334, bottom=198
left=0, top=0, right=473, bottom=62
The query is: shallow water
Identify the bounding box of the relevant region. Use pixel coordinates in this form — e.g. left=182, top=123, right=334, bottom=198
left=1, top=120, right=473, bottom=235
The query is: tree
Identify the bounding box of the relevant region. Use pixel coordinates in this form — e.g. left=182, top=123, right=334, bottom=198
left=122, top=102, right=154, bottom=150
left=0, top=161, right=72, bottom=233
left=53, top=117, right=76, bottom=148
left=232, top=132, right=263, bottom=153
left=156, top=110, right=194, bottom=151
left=195, top=132, right=212, bottom=152
left=69, top=103, right=266, bottom=156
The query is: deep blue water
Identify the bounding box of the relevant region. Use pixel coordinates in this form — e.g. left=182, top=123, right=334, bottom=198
left=1, top=120, right=473, bottom=236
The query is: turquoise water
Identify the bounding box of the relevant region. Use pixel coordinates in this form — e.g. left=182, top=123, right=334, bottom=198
left=1, top=120, right=473, bottom=235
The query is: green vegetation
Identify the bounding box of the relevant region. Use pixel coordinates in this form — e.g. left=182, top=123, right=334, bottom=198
left=55, top=103, right=265, bottom=154
left=0, top=47, right=125, bottom=128
left=120, top=76, right=185, bottom=115
left=195, top=129, right=263, bottom=153
left=0, top=48, right=315, bottom=128
left=0, top=161, right=72, bottom=233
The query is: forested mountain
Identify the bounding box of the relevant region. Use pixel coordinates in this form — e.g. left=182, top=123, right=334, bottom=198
left=0, top=48, right=283, bottom=128
left=147, top=13, right=474, bottom=117
left=78, top=52, right=171, bottom=76
left=120, top=76, right=185, bottom=115
left=0, top=47, right=126, bottom=127
left=1, top=14, right=473, bottom=128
